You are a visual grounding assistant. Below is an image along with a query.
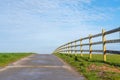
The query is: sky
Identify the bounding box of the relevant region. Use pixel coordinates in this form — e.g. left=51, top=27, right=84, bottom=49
left=0, top=0, right=120, bottom=54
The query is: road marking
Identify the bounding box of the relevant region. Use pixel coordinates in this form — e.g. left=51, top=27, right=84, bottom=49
left=7, top=65, right=66, bottom=68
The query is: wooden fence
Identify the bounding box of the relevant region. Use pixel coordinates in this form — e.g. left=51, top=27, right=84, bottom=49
left=54, top=27, right=120, bottom=61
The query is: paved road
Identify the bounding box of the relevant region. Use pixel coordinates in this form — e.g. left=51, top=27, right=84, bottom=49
left=0, top=54, right=84, bottom=80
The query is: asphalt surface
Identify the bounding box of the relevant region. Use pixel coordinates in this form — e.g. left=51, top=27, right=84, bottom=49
left=0, top=54, right=84, bottom=80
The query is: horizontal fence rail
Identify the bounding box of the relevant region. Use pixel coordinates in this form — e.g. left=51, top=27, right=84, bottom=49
left=53, top=27, right=120, bottom=61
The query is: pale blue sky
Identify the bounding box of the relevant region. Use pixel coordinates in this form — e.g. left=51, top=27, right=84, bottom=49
left=0, top=0, right=120, bottom=53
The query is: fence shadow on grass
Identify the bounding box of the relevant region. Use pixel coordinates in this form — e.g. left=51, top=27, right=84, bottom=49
left=75, top=55, right=120, bottom=67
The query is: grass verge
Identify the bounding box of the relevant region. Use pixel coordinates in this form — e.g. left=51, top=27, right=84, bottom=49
left=54, top=53, right=120, bottom=80
left=0, top=53, right=33, bottom=67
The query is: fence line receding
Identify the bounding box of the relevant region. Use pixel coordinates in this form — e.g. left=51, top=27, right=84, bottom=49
left=53, top=27, right=120, bottom=61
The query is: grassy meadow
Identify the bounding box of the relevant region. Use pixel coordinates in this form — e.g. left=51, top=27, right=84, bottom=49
left=0, top=53, right=33, bottom=67
left=54, top=53, right=120, bottom=80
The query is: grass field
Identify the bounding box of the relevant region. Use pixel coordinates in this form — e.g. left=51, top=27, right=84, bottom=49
left=0, top=53, right=33, bottom=67
left=80, top=54, right=120, bottom=66
left=54, top=53, right=120, bottom=80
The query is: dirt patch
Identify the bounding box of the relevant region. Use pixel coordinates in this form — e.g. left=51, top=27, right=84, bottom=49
left=87, top=64, right=120, bottom=73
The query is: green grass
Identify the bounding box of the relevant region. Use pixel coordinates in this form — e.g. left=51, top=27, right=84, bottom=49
left=54, top=53, right=120, bottom=80
left=0, top=53, right=33, bottom=67
left=80, top=54, right=120, bottom=66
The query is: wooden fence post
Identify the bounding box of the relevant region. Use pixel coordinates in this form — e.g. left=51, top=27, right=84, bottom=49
left=89, top=34, right=92, bottom=59
left=102, top=29, right=106, bottom=61
left=65, top=45, right=67, bottom=54
left=80, top=39, right=83, bottom=56
left=62, top=47, right=64, bottom=53
left=71, top=42, right=72, bottom=53
left=66, top=45, right=68, bottom=54
left=68, top=43, right=69, bottom=54
left=70, top=43, right=71, bottom=54
left=60, top=48, right=62, bottom=53
left=74, top=41, right=77, bottom=56
left=66, top=44, right=68, bottom=54
left=68, top=43, right=70, bottom=54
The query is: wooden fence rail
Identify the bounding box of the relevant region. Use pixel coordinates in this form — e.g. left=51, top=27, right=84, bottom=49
left=54, top=27, right=120, bottom=61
